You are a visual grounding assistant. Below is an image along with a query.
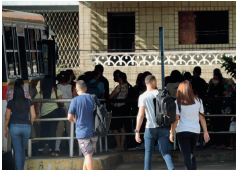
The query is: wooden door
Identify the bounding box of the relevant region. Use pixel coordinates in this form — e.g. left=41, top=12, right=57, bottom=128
left=179, top=12, right=196, bottom=44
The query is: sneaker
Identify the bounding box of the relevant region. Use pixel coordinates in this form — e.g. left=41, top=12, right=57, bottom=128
left=55, top=151, right=60, bottom=157
left=128, top=143, right=145, bottom=151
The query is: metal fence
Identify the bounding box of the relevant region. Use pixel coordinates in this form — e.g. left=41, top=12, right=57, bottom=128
left=28, top=98, right=236, bottom=158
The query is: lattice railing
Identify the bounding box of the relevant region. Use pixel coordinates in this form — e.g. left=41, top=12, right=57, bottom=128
left=90, top=51, right=236, bottom=67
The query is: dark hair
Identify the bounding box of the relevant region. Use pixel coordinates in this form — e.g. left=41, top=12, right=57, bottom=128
left=138, top=71, right=152, bottom=90
left=113, top=70, right=121, bottom=82
left=170, top=70, right=184, bottom=83
left=213, top=68, right=221, bottom=74
left=119, top=72, right=127, bottom=83
left=145, top=75, right=156, bottom=85
left=66, top=69, right=75, bottom=80
left=84, top=71, right=93, bottom=82
left=13, top=86, right=27, bottom=113
left=136, top=73, right=143, bottom=85
left=42, top=75, right=54, bottom=99
left=94, top=64, right=104, bottom=74
left=214, top=72, right=223, bottom=82
left=14, top=79, right=24, bottom=87
left=78, top=75, right=88, bottom=83
left=91, top=71, right=99, bottom=79
left=194, top=66, right=201, bottom=75
left=165, top=76, right=170, bottom=87
left=184, top=72, right=192, bottom=80
left=59, top=71, right=71, bottom=83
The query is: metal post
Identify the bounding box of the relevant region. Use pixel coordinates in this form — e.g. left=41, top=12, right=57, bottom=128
left=28, top=139, right=32, bottom=158
left=79, top=147, right=82, bottom=156
left=105, top=136, right=108, bottom=152
left=99, top=137, right=102, bottom=152
left=69, top=122, right=74, bottom=158
left=159, top=27, right=165, bottom=90
left=174, top=130, right=177, bottom=150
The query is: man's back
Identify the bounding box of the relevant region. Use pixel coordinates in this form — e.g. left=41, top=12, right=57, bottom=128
left=68, top=94, right=99, bottom=138
left=138, top=90, right=159, bottom=128
left=191, top=77, right=207, bottom=98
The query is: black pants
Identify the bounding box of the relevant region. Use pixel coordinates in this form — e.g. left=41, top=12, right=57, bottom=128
left=177, top=132, right=200, bottom=170
left=40, top=108, right=59, bottom=152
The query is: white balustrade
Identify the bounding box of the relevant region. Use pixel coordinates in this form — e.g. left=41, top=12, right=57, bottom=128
left=89, top=50, right=236, bottom=67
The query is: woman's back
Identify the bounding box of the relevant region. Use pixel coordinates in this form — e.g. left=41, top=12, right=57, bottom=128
left=57, top=84, right=72, bottom=109
left=7, top=99, right=33, bottom=125
left=175, top=98, right=204, bottom=134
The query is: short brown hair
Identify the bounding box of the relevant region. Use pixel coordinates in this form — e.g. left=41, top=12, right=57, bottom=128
left=176, top=80, right=199, bottom=106
left=145, top=75, right=156, bottom=85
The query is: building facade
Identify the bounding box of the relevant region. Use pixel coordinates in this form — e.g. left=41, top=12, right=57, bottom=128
left=79, top=1, right=236, bottom=89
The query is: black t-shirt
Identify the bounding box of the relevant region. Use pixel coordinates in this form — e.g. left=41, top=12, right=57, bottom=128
left=191, top=77, right=207, bottom=98
left=99, top=75, right=111, bottom=111
left=7, top=99, right=34, bottom=125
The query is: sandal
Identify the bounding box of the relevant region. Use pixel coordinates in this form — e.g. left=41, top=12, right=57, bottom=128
left=224, top=147, right=235, bottom=150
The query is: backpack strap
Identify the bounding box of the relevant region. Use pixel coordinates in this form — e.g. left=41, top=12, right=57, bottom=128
left=91, top=95, right=99, bottom=135
left=155, top=94, right=161, bottom=123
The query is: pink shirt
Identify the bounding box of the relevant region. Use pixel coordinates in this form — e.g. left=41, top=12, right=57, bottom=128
left=6, top=89, right=31, bottom=103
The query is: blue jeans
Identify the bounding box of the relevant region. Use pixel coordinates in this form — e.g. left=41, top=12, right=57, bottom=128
left=144, top=127, right=174, bottom=170
left=10, top=124, right=31, bottom=170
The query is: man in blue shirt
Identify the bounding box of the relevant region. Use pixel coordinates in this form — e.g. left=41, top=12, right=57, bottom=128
left=68, top=80, right=99, bottom=170
left=87, top=71, right=105, bottom=99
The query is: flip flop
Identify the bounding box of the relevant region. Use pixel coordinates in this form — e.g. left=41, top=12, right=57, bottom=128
left=224, top=147, right=235, bottom=150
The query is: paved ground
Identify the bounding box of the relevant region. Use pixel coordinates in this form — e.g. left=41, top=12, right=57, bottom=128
left=114, top=161, right=236, bottom=170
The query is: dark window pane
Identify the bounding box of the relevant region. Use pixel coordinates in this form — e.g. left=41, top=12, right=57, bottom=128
left=38, top=52, right=44, bottom=73
left=4, top=26, right=13, bottom=50
left=29, top=29, right=36, bottom=50
left=26, top=52, right=32, bottom=75
left=42, top=44, right=48, bottom=75
left=24, top=28, right=29, bottom=50
left=31, top=52, right=38, bottom=74
left=6, top=52, right=15, bottom=77
left=14, top=52, right=20, bottom=75
left=13, top=27, right=18, bottom=50
left=35, top=29, right=42, bottom=50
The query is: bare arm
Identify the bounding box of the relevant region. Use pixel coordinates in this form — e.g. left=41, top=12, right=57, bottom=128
left=30, top=106, right=36, bottom=123
left=100, top=92, right=105, bottom=99
left=36, top=103, right=41, bottom=116
left=170, top=114, right=179, bottom=142
left=68, top=113, right=76, bottom=123
left=5, top=110, right=11, bottom=138
left=109, top=89, right=119, bottom=99
left=135, top=106, right=145, bottom=143
left=72, top=86, right=78, bottom=97
left=199, top=113, right=210, bottom=143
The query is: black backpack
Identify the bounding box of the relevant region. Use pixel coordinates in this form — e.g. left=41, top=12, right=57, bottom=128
left=126, top=83, right=139, bottom=115
left=154, top=90, right=176, bottom=126
left=92, top=95, right=112, bottom=137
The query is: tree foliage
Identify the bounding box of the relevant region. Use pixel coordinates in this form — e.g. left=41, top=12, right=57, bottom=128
left=221, top=54, right=236, bottom=78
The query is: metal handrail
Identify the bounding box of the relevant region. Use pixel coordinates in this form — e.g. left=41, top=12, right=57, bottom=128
left=28, top=98, right=236, bottom=158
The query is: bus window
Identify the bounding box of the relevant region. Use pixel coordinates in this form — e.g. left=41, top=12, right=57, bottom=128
left=4, top=25, right=21, bottom=78
left=29, top=29, right=36, bottom=50
left=4, top=26, right=13, bottom=50
left=6, top=52, right=15, bottom=77
left=31, top=52, right=38, bottom=74
left=42, top=44, right=48, bottom=75
left=35, top=29, right=42, bottom=50
left=24, top=28, right=29, bottom=50
left=38, top=52, right=44, bottom=73
left=26, top=52, right=32, bottom=75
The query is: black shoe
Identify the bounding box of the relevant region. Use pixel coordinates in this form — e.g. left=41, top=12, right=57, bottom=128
left=43, top=144, right=49, bottom=155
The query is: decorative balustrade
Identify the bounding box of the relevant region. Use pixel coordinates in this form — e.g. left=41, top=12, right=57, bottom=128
left=89, top=50, right=236, bottom=67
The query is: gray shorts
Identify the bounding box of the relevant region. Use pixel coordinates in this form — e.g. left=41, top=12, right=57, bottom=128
left=77, top=136, right=98, bottom=156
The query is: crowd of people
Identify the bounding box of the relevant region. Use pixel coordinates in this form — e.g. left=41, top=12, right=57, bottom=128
left=4, top=65, right=236, bottom=170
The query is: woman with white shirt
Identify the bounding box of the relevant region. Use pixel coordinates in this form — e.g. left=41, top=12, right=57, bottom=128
left=169, top=80, right=210, bottom=170
left=55, top=71, right=77, bottom=155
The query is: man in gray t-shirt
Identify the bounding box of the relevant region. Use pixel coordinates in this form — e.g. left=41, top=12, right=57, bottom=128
left=135, top=75, right=174, bottom=170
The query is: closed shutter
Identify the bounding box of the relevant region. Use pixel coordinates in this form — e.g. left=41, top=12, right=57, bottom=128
left=179, top=12, right=196, bottom=44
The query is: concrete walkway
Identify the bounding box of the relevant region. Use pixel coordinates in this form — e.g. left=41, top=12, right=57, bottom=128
left=114, top=161, right=236, bottom=170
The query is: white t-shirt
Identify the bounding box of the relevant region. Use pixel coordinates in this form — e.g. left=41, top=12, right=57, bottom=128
left=138, top=90, right=159, bottom=128
left=57, top=84, right=73, bottom=110
left=175, top=98, right=204, bottom=134
left=166, top=82, right=180, bottom=98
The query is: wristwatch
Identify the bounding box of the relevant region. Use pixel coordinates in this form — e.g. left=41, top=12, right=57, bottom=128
left=134, top=129, right=139, bottom=133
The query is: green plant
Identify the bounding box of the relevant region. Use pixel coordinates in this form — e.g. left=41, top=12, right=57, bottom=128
left=182, top=70, right=186, bottom=75
left=221, top=54, right=236, bottom=78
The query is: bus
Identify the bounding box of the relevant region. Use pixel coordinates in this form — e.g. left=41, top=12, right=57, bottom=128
left=2, top=9, right=58, bottom=152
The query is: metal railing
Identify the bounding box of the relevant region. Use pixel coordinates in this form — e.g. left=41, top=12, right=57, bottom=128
left=29, top=98, right=236, bottom=158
